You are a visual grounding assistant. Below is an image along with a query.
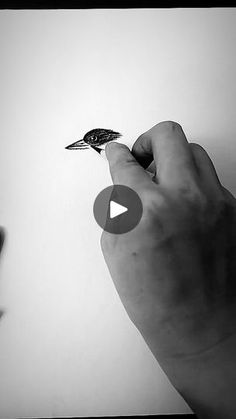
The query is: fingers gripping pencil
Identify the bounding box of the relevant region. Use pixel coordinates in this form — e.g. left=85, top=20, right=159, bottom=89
left=65, top=128, right=156, bottom=180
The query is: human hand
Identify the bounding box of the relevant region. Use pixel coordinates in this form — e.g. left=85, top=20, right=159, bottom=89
left=101, top=121, right=236, bottom=418
left=0, top=227, right=5, bottom=320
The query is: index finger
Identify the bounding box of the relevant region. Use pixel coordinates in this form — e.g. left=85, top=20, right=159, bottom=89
left=105, top=142, right=152, bottom=189
left=132, top=121, right=198, bottom=189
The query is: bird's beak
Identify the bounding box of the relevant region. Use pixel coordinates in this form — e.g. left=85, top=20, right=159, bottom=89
left=65, top=139, right=89, bottom=150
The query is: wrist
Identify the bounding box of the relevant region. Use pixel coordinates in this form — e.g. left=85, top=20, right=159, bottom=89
left=164, top=333, right=236, bottom=419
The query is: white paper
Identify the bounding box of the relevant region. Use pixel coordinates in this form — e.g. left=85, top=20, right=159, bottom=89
left=0, top=8, right=236, bottom=419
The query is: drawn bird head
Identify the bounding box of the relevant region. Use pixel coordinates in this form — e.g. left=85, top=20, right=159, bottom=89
left=65, top=128, right=122, bottom=152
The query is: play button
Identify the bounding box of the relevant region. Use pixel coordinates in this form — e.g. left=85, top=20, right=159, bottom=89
left=110, top=201, right=128, bottom=219
left=93, top=185, right=143, bottom=234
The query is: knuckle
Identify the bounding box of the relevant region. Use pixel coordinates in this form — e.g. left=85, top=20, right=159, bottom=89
left=177, top=180, right=204, bottom=201
left=173, top=182, right=209, bottom=216
left=189, top=142, right=201, bottom=149
left=190, top=142, right=206, bottom=154
left=140, top=121, right=183, bottom=142
left=140, top=189, right=170, bottom=235
left=136, top=132, right=146, bottom=142
left=142, top=188, right=168, bottom=209
left=156, top=120, right=182, bottom=133
left=188, top=189, right=228, bottom=225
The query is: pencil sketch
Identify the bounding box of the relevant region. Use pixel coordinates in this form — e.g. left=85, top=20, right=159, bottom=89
left=65, top=128, right=122, bottom=154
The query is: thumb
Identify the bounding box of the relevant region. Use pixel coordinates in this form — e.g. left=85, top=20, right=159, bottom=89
left=105, top=142, right=151, bottom=189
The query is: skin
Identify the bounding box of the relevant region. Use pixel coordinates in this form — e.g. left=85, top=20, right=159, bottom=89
left=101, top=121, right=236, bottom=419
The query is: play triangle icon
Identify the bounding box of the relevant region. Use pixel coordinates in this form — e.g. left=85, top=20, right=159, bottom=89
left=93, top=185, right=143, bottom=234
left=110, top=200, right=128, bottom=219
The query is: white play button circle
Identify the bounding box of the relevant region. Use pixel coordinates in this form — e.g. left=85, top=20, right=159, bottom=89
left=110, top=200, right=128, bottom=219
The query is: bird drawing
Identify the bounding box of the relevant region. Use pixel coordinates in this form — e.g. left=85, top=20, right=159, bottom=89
left=65, top=128, right=122, bottom=154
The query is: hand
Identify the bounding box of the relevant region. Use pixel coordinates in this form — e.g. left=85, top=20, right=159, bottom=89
left=101, top=121, right=236, bottom=418
left=0, top=226, right=5, bottom=320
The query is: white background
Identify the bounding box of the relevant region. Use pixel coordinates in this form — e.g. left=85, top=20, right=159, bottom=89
left=0, top=8, right=236, bottom=418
